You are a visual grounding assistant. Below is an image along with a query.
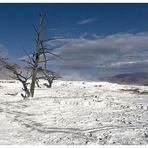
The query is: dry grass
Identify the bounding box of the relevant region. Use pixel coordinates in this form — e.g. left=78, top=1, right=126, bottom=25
left=0, top=80, right=17, bottom=83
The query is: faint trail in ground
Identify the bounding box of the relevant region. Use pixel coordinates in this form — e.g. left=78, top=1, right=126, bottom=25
left=0, top=100, right=147, bottom=143
left=0, top=80, right=148, bottom=144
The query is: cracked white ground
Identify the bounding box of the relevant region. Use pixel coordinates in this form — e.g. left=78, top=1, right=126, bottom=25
left=0, top=80, right=148, bottom=145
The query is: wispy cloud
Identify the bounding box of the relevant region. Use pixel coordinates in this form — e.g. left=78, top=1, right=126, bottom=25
left=78, top=18, right=98, bottom=25
left=46, top=32, right=148, bottom=79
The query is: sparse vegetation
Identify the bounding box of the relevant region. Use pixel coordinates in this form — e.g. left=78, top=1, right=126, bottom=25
left=120, top=88, right=148, bottom=95
left=0, top=80, right=17, bottom=83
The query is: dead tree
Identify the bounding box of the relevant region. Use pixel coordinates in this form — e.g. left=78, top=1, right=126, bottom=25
left=0, top=13, right=61, bottom=99
left=35, top=69, right=61, bottom=88
left=12, top=70, right=31, bottom=99
left=42, top=70, right=61, bottom=88
left=27, top=12, right=61, bottom=97
left=0, top=59, right=31, bottom=99
left=36, top=78, right=41, bottom=88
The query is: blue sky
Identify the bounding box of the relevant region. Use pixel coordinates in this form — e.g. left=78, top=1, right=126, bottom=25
left=1, top=3, right=148, bottom=79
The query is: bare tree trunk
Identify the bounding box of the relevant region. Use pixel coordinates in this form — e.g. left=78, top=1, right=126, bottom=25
left=49, top=78, right=54, bottom=88
left=30, top=13, right=43, bottom=97
left=36, top=78, right=40, bottom=88
left=30, top=68, right=38, bottom=97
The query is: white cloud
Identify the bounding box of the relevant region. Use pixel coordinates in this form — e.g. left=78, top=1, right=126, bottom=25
left=47, top=32, right=148, bottom=78
left=78, top=18, right=98, bottom=25
left=15, top=32, right=148, bottom=79
left=108, top=59, right=148, bottom=68
left=17, top=32, right=148, bottom=79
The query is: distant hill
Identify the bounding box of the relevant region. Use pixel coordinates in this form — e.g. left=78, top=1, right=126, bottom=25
left=0, top=67, right=12, bottom=79
left=0, top=61, right=60, bottom=80
left=100, top=72, right=148, bottom=86
left=0, top=62, right=25, bottom=80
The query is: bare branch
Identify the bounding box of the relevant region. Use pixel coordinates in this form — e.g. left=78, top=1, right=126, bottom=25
left=40, top=47, right=63, bottom=59
left=42, top=70, right=61, bottom=88
left=33, top=25, right=39, bottom=36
